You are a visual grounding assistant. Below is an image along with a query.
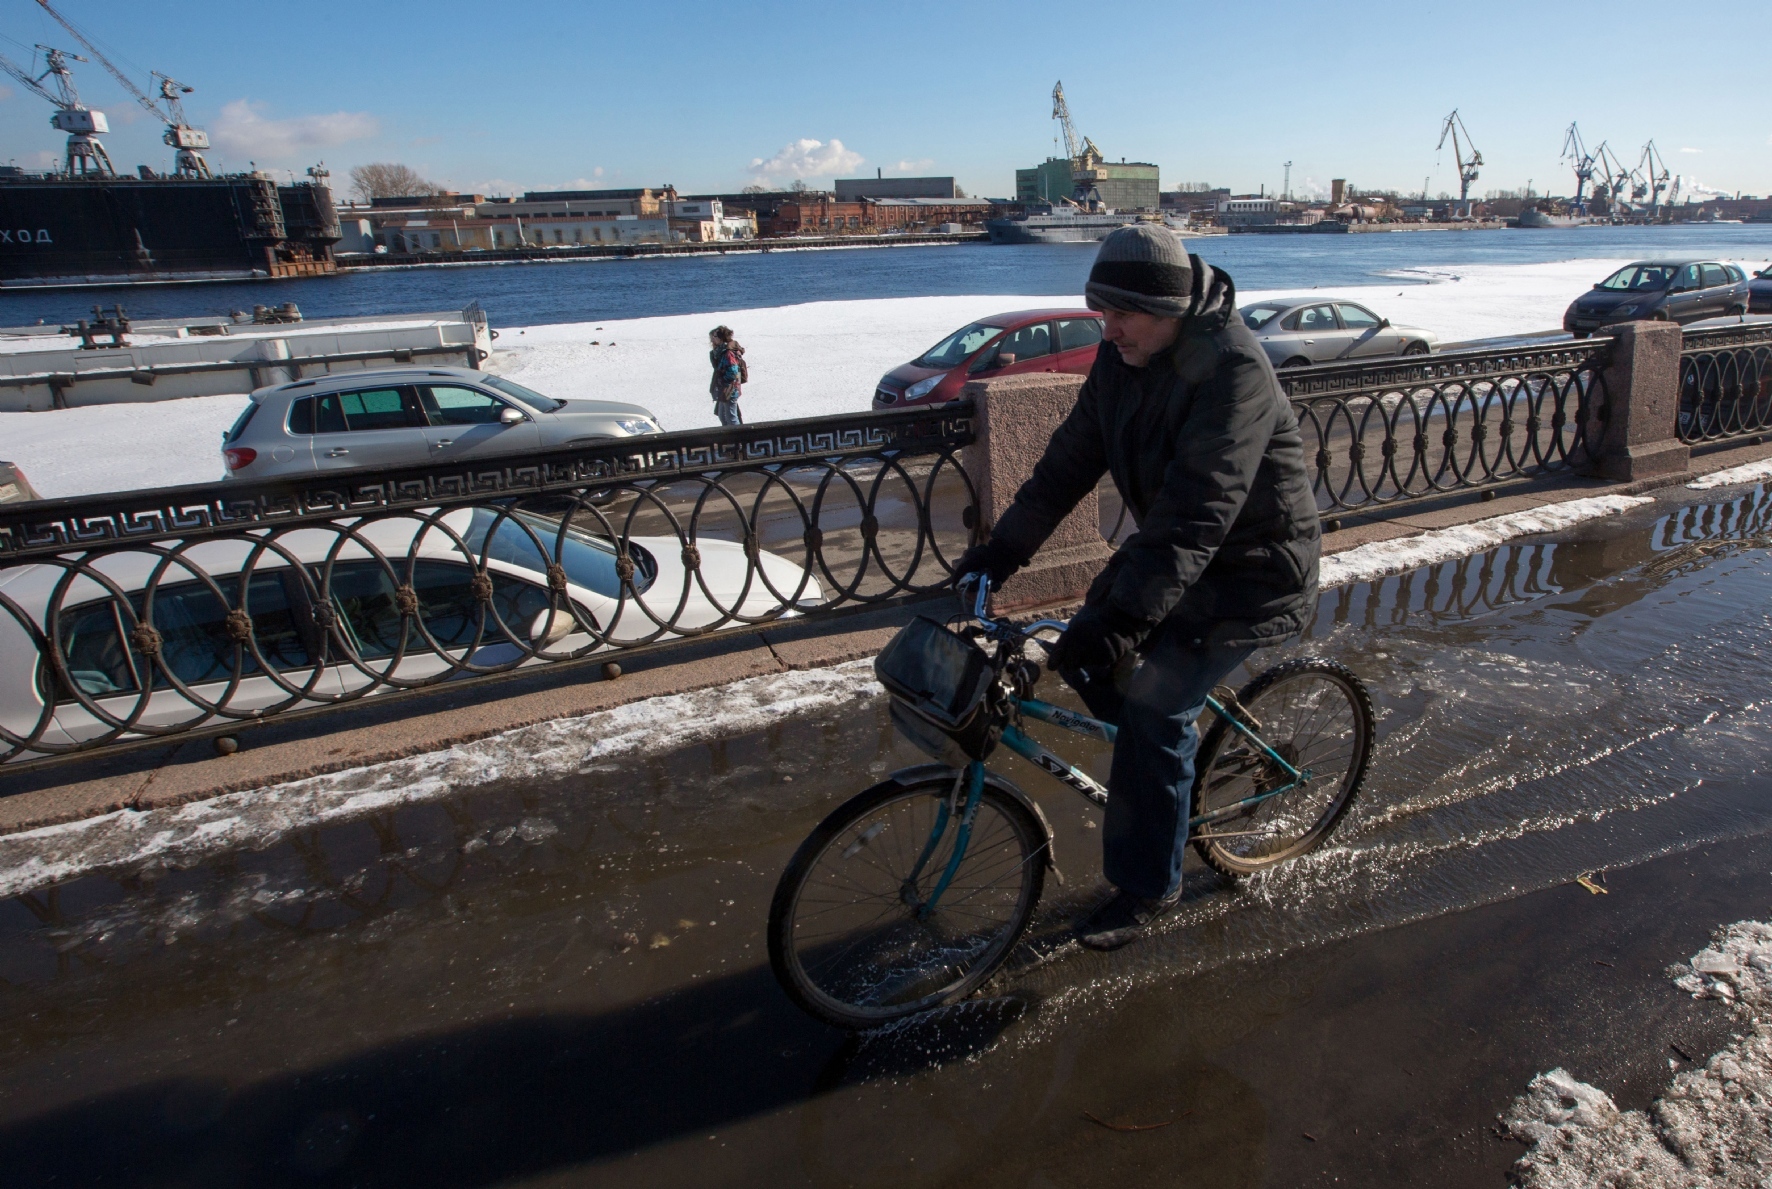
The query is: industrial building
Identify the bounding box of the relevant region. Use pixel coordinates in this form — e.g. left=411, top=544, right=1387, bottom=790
left=1016, top=157, right=1159, bottom=210
left=834, top=175, right=960, bottom=201
left=336, top=187, right=755, bottom=254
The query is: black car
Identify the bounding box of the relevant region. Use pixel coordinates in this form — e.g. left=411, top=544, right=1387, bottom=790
left=1563, top=260, right=1752, bottom=337
left=1750, top=265, right=1772, bottom=314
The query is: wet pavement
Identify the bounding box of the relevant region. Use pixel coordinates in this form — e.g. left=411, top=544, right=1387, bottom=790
left=6, top=479, right=1772, bottom=1187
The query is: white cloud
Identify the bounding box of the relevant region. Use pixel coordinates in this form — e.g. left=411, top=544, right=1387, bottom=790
left=564, top=168, right=606, bottom=187
left=1679, top=146, right=1702, bottom=154
left=746, top=137, right=863, bottom=184
left=895, top=157, right=935, bottom=173
left=210, top=99, right=378, bottom=160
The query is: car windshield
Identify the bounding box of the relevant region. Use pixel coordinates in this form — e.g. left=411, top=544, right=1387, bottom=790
left=464, top=507, right=655, bottom=597
left=916, top=322, right=1002, bottom=368
left=1757, top=266, right=1772, bottom=279
left=1597, top=265, right=1677, bottom=292
left=1241, top=304, right=1288, bottom=329
left=483, top=375, right=564, bottom=413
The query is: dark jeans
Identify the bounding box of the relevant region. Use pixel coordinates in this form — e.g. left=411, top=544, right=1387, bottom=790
left=1064, top=627, right=1254, bottom=900
left=714, top=398, right=743, bottom=426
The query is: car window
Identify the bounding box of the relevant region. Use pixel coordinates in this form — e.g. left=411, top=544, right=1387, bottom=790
left=1726, top=265, right=1746, bottom=283
left=1702, top=264, right=1729, bottom=288
left=998, top=322, right=1052, bottom=361
left=1296, top=305, right=1339, bottom=332
left=225, top=401, right=260, bottom=444
left=1241, top=304, right=1288, bottom=330
left=322, top=558, right=553, bottom=659
left=1055, top=318, right=1103, bottom=352
left=1677, top=264, right=1703, bottom=291
left=421, top=385, right=511, bottom=426
left=53, top=571, right=309, bottom=700
left=327, top=387, right=415, bottom=432
left=1597, top=265, right=1676, bottom=291
left=1336, top=304, right=1380, bottom=330
left=483, top=375, right=564, bottom=413
left=288, top=394, right=347, bottom=434
left=465, top=507, right=656, bottom=598
left=917, top=322, right=1002, bottom=369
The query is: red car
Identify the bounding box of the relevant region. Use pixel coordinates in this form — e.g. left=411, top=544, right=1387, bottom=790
left=872, top=308, right=1105, bottom=409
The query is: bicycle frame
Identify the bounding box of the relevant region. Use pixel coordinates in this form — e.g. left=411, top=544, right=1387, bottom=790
left=902, top=579, right=1313, bottom=917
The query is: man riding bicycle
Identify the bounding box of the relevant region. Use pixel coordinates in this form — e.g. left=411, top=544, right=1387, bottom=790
left=955, top=224, right=1320, bottom=951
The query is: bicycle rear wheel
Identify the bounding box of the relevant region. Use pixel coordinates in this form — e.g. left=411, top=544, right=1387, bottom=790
left=768, top=773, right=1046, bottom=1030
left=1190, top=657, right=1374, bottom=878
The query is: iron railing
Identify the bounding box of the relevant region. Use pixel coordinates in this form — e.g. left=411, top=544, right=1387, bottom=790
left=1280, top=340, right=1611, bottom=515
left=0, top=404, right=976, bottom=767
left=1677, top=322, right=1772, bottom=445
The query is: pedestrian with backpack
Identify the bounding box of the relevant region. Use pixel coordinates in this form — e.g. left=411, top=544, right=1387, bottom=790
left=709, top=326, right=748, bottom=426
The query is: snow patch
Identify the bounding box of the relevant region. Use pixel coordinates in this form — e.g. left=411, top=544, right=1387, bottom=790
left=1320, top=495, right=1653, bottom=589
left=1688, top=458, right=1772, bottom=492
left=1506, top=919, right=1772, bottom=1188
left=0, top=659, right=882, bottom=897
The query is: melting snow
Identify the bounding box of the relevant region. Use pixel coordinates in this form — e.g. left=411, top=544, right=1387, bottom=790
left=1506, top=920, right=1772, bottom=1187
left=0, top=659, right=881, bottom=897
left=1688, top=459, right=1772, bottom=492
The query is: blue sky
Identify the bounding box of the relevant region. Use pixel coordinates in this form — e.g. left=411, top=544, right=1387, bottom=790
left=2, top=0, right=1768, bottom=201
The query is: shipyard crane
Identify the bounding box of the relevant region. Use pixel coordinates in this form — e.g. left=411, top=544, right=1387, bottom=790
left=1592, top=141, right=1632, bottom=214
left=1050, top=80, right=1105, bottom=208
left=1560, top=122, right=1599, bottom=211
left=1638, top=141, right=1671, bottom=221
left=0, top=44, right=111, bottom=175
left=30, top=0, right=211, bottom=177
left=1435, top=110, right=1482, bottom=216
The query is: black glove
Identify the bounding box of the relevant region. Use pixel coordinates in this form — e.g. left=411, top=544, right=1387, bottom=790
left=1047, top=603, right=1150, bottom=675
left=952, top=539, right=1023, bottom=589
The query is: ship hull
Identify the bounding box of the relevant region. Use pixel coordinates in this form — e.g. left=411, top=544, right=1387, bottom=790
left=1514, top=209, right=1598, bottom=229
left=0, top=174, right=341, bottom=289
left=986, top=214, right=1143, bottom=244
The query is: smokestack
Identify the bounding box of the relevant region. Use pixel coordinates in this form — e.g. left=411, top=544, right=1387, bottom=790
left=877, top=168, right=882, bottom=179
left=1331, top=178, right=1346, bottom=206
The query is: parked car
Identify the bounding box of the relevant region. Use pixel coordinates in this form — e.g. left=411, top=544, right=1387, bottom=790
left=872, top=309, right=1104, bottom=409
left=0, top=462, right=39, bottom=503
left=1563, top=260, right=1752, bottom=337
left=221, top=367, right=664, bottom=480
left=1237, top=299, right=1438, bottom=368
left=1750, top=265, right=1772, bottom=315
left=0, top=505, right=818, bottom=754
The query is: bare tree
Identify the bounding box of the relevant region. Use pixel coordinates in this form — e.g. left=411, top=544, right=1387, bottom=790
left=740, top=183, right=768, bottom=194
left=790, top=179, right=808, bottom=193
left=348, top=163, right=440, bottom=202
left=954, top=184, right=967, bottom=198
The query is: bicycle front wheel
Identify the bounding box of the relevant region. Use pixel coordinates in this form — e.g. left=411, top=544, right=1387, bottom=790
left=768, top=773, right=1046, bottom=1030
left=1190, top=657, right=1374, bottom=878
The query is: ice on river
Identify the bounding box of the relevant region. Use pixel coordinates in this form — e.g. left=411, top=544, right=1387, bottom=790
left=0, top=255, right=1720, bottom=498
left=1507, top=920, right=1772, bottom=1188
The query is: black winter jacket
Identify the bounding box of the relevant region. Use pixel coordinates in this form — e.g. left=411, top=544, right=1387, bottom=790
left=991, top=261, right=1320, bottom=649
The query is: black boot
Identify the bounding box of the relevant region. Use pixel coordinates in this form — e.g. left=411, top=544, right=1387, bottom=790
left=1075, top=888, right=1181, bottom=951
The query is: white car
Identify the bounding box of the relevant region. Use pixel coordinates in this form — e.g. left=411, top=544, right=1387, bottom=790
left=0, top=506, right=818, bottom=757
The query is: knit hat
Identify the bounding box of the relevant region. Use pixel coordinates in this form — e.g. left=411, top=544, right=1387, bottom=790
left=1084, top=224, right=1195, bottom=318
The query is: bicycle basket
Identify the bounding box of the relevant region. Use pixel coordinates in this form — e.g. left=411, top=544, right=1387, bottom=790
left=875, top=616, right=998, bottom=761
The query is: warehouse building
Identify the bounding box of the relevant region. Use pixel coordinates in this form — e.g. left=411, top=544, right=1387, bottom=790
left=1015, top=157, right=1160, bottom=210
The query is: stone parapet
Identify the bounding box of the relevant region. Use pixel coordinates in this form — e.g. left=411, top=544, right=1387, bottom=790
left=960, top=373, right=1112, bottom=612
left=1588, top=321, right=1690, bottom=482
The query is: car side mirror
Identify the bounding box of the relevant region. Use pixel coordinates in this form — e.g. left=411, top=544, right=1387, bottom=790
left=997, top=353, right=1017, bottom=367
left=499, top=407, right=525, bottom=426
left=1379, top=318, right=1391, bottom=328
left=528, top=607, right=575, bottom=645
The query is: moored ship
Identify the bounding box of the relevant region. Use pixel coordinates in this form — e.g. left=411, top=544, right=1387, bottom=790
left=986, top=205, right=1148, bottom=244
left=0, top=169, right=341, bottom=288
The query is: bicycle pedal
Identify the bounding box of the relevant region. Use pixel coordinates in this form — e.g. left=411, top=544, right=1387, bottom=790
left=1212, top=686, right=1265, bottom=733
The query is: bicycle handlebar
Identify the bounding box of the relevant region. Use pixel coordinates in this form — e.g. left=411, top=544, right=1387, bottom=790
left=961, top=574, right=1069, bottom=641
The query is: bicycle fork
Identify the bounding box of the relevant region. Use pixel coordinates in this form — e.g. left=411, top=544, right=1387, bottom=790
left=903, top=763, right=984, bottom=920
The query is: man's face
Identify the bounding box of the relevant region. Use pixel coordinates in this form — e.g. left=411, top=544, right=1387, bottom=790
left=1100, top=309, right=1183, bottom=368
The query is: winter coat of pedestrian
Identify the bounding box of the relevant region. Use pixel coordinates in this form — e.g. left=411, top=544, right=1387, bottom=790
left=709, top=327, right=748, bottom=427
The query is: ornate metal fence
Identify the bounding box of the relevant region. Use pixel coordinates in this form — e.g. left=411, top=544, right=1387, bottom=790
left=1280, top=340, right=1610, bottom=515
left=1677, top=323, right=1772, bottom=446
left=0, top=404, right=976, bottom=767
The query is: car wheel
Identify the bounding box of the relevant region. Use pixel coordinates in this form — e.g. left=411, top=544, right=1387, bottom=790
left=1281, top=356, right=1311, bottom=369
left=1400, top=341, right=1429, bottom=357
left=1651, top=311, right=1671, bottom=322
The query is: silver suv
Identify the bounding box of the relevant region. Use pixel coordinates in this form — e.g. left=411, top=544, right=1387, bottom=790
left=221, top=367, right=663, bottom=479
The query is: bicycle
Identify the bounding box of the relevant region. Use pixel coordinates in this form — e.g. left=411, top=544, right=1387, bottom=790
left=767, top=578, right=1375, bottom=1030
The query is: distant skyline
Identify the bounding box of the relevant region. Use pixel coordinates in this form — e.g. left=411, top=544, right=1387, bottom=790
left=1, top=0, right=1768, bottom=201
